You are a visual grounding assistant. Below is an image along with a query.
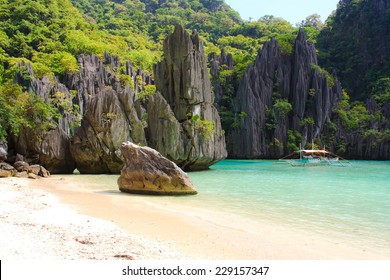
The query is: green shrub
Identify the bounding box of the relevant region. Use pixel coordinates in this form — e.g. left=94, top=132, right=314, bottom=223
left=190, top=114, right=215, bottom=141
left=275, top=33, right=295, bottom=55
left=310, top=63, right=335, bottom=88
left=299, top=117, right=315, bottom=127
left=0, top=82, right=59, bottom=141
left=273, top=98, right=292, bottom=119
left=136, top=85, right=156, bottom=101
left=287, top=130, right=302, bottom=151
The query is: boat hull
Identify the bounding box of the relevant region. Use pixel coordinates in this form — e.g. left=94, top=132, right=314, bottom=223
left=284, top=158, right=350, bottom=167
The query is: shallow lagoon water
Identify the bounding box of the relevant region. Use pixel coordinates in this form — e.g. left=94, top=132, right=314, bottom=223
left=186, top=160, right=390, bottom=250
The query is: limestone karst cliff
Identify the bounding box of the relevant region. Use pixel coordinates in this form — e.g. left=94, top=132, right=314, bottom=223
left=68, top=53, right=148, bottom=173
left=210, top=48, right=234, bottom=111
left=10, top=61, right=76, bottom=173
left=227, top=29, right=343, bottom=158
left=222, top=29, right=390, bottom=159
left=5, top=27, right=389, bottom=172
left=9, top=54, right=150, bottom=174
left=7, top=26, right=227, bottom=173
left=151, top=25, right=227, bottom=170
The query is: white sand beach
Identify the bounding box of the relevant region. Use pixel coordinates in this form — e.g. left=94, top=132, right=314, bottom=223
left=1, top=176, right=389, bottom=260
left=0, top=177, right=183, bottom=260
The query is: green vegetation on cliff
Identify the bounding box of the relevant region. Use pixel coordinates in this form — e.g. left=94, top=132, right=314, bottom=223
left=0, top=0, right=299, bottom=142
left=317, top=0, right=390, bottom=100
left=0, top=81, right=58, bottom=141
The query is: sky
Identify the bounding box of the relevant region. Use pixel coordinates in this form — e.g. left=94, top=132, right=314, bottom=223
left=224, top=0, right=340, bottom=25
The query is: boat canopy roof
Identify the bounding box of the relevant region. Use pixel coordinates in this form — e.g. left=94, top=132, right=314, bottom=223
left=298, top=149, right=329, bottom=154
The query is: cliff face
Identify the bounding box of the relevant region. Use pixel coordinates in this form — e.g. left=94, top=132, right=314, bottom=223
left=9, top=25, right=226, bottom=173
left=10, top=54, right=149, bottom=174
left=8, top=26, right=388, bottom=169
left=152, top=25, right=227, bottom=170
left=209, top=48, right=234, bottom=110
left=10, top=62, right=76, bottom=173
left=226, top=29, right=390, bottom=159
left=68, top=53, right=148, bottom=173
left=230, top=29, right=343, bottom=158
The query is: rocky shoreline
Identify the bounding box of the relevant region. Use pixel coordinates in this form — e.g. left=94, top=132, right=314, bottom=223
left=0, top=160, right=50, bottom=179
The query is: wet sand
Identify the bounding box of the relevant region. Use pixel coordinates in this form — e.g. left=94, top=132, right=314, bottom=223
left=1, top=175, right=389, bottom=260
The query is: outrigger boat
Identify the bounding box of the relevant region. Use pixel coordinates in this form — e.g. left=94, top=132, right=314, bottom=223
left=280, top=145, right=352, bottom=167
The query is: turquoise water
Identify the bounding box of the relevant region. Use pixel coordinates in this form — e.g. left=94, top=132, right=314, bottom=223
left=184, top=160, right=390, bottom=250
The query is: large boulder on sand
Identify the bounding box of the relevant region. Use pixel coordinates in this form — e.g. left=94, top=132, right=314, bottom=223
left=118, top=142, right=197, bottom=195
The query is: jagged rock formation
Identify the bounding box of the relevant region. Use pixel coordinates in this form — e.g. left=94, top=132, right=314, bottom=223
left=226, top=29, right=390, bottom=159
left=152, top=25, right=227, bottom=170
left=70, top=88, right=145, bottom=173
left=118, top=142, right=197, bottom=195
left=68, top=53, right=148, bottom=173
left=230, top=29, right=343, bottom=158
left=8, top=54, right=151, bottom=174
left=10, top=61, right=76, bottom=173
left=71, top=25, right=226, bottom=172
left=210, top=48, right=234, bottom=110
left=7, top=26, right=387, bottom=169
left=8, top=26, right=226, bottom=173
